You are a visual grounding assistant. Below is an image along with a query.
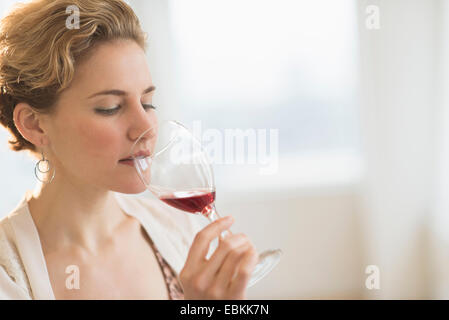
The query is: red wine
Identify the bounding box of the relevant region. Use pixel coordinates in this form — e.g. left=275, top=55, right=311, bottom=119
left=160, top=190, right=216, bottom=214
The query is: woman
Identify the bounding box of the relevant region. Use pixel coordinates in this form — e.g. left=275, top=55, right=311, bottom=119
left=0, top=0, right=258, bottom=300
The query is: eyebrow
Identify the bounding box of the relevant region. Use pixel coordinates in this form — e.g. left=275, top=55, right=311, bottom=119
left=87, top=85, right=156, bottom=99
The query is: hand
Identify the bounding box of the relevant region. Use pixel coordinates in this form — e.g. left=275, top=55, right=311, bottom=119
left=179, top=216, right=259, bottom=300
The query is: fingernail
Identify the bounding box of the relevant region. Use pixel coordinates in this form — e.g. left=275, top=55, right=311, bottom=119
left=224, top=215, right=233, bottom=222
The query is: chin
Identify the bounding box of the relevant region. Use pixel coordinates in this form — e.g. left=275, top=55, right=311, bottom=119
left=110, top=177, right=148, bottom=194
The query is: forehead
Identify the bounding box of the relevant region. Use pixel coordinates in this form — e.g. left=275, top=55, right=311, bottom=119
left=67, top=39, right=152, bottom=97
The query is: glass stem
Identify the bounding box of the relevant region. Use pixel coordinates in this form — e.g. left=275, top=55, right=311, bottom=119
left=202, top=203, right=233, bottom=240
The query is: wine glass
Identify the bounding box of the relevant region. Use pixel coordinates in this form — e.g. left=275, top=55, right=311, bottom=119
left=129, top=120, right=282, bottom=288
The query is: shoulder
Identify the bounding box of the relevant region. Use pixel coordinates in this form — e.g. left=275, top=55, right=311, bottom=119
left=0, top=214, right=33, bottom=299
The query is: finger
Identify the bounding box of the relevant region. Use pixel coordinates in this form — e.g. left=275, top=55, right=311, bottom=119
left=202, top=234, right=248, bottom=280
left=228, top=247, right=259, bottom=296
left=213, top=242, right=252, bottom=289
left=218, top=228, right=233, bottom=244
left=185, top=216, right=234, bottom=267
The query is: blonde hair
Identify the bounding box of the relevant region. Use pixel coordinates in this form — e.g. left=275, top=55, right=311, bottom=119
left=0, top=0, right=147, bottom=154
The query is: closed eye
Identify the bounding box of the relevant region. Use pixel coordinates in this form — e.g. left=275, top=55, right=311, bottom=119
left=95, top=104, right=157, bottom=116
left=142, top=104, right=157, bottom=111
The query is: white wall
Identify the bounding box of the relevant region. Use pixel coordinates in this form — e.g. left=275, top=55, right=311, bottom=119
left=219, top=188, right=364, bottom=299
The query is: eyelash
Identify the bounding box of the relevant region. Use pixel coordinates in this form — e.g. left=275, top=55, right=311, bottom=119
left=95, top=104, right=156, bottom=115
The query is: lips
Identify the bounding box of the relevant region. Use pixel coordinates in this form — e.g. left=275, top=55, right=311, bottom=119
left=119, top=150, right=151, bottom=161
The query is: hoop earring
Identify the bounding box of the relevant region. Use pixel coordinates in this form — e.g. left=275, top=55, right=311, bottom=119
left=34, top=150, right=55, bottom=183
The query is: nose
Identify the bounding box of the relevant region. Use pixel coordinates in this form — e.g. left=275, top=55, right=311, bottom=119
left=127, top=101, right=158, bottom=142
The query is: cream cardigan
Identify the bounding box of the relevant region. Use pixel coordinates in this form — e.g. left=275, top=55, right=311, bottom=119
left=0, top=190, right=204, bottom=299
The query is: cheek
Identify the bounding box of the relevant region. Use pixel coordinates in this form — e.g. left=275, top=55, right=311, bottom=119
left=73, top=119, right=122, bottom=161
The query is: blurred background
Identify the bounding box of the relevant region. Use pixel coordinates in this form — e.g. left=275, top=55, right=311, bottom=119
left=1, top=0, right=449, bottom=299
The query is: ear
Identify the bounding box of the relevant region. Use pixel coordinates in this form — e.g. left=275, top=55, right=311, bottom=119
left=13, top=102, right=50, bottom=148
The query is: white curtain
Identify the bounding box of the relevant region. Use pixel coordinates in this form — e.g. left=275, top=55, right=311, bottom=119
left=430, top=0, right=449, bottom=300
left=357, top=0, right=441, bottom=299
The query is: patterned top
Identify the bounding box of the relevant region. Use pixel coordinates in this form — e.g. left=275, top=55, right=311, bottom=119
left=148, top=236, right=185, bottom=300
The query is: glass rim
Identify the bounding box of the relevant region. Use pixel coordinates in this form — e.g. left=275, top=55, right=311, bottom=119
left=130, top=120, right=204, bottom=160
left=129, top=119, right=216, bottom=189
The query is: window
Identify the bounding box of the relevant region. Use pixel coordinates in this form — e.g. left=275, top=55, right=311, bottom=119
left=168, top=0, right=361, bottom=191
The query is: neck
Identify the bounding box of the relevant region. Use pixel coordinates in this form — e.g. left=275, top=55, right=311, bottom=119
left=27, top=172, right=129, bottom=255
